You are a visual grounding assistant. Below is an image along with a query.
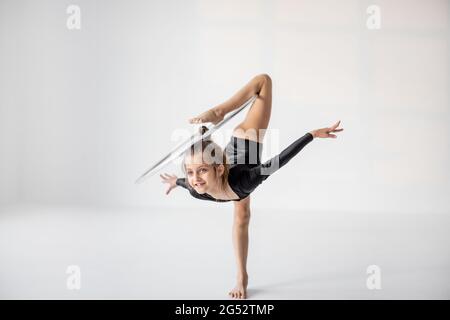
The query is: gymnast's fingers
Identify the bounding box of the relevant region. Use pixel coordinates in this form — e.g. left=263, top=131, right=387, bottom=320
left=331, top=120, right=340, bottom=129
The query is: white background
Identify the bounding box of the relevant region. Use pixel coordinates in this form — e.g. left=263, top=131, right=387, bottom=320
left=0, top=0, right=449, bottom=299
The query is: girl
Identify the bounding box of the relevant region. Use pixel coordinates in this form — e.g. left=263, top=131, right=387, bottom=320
left=161, top=74, right=343, bottom=299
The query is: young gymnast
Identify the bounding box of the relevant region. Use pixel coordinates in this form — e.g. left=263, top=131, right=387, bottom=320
left=160, top=74, right=344, bottom=299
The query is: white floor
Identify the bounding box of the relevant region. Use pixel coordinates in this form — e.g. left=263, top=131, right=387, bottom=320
left=0, top=204, right=449, bottom=300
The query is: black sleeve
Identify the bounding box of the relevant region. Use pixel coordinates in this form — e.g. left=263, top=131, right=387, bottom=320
left=243, top=132, right=314, bottom=192
left=176, top=178, right=189, bottom=189
left=176, top=177, right=217, bottom=202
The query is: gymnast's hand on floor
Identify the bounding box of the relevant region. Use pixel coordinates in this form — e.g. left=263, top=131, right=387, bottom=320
left=160, top=173, right=178, bottom=195
left=310, top=120, right=344, bottom=139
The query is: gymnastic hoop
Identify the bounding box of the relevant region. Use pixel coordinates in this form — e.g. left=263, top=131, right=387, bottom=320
left=135, top=94, right=258, bottom=184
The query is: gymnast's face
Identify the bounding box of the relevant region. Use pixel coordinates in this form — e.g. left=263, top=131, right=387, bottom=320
left=184, top=154, right=219, bottom=194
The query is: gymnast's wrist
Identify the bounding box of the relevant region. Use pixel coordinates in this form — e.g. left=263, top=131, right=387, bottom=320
left=309, top=130, right=316, bottom=139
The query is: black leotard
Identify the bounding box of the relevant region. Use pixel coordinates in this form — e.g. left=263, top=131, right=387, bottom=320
left=176, top=132, right=314, bottom=202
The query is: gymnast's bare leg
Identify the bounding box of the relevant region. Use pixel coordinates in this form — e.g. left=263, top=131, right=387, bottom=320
left=189, top=74, right=272, bottom=143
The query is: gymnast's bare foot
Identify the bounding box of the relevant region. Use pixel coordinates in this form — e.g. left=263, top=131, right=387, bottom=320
left=228, top=275, right=248, bottom=299
left=188, top=107, right=224, bottom=125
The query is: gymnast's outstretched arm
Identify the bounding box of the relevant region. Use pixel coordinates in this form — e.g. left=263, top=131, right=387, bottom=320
left=242, top=120, right=344, bottom=192
left=175, top=178, right=189, bottom=189
left=243, top=132, right=314, bottom=191
left=160, top=173, right=187, bottom=195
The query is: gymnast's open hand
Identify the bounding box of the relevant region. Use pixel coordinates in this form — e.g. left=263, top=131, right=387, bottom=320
left=160, top=173, right=178, bottom=195
left=310, top=120, right=344, bottom=139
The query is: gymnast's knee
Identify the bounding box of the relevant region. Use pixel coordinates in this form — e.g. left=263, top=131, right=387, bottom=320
left=256, top=73, right=272, bottom=85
